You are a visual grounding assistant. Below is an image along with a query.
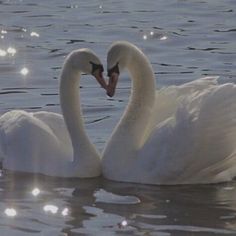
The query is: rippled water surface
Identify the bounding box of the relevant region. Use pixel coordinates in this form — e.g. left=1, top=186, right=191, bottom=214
left=0, top=0, right=236, bottom=235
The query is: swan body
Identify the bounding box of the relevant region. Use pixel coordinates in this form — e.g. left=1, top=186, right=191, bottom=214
left=103, top=41, right=236, bottom=185
left=0, top=49, right=106, bottom=177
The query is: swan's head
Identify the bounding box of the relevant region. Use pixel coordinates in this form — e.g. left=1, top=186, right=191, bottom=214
left=106, top=41, right=133, bottom=97
left=66, top=48, right=107, bottom=89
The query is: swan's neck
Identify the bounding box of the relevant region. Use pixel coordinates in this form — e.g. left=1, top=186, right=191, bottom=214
left=115, top=49, right=156, bottom=148
left=60, top=64, right=95, bottom=158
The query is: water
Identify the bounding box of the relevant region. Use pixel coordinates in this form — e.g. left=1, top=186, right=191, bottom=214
left=0, top=0, right=236, bottom=235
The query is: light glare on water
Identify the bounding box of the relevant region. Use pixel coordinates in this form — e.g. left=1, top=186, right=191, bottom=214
left=0, top=49, right=7, bottom=57
left=32, top=187, right=40, bottom=196
left=43, top=205, right=59, bottom=214
left=4, top=208, right=17, bottom=217
left=30, top=31, right=40, bottom=37
left=20, top=67, right=29, bottom=76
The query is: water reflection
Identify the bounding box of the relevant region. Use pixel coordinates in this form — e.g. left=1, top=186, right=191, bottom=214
left=94, top=189, right=140, bottom=204
left=142, top=31, right=168, bottom=41
left=61, top=207, right=69, bottom=216
left=1, top=30, right=7, bottom=34
left=0, top=49, right=7, bottom=57
left=30, top=31, right=40, bottom=37
left=7, top=47, right=16, bottom=56
left=43, top=204, right=59, bottom=214
left=160, top=35, right=168, bottom=40
left=0, top=47, right=16, bottom=57
left=0, top=173, right=236, bottom=234
left=20, top=67, right=29, bottom=76
left=119, top=219, right=128, bottom=227
left=4, top=208, right=17, bottom=217
left=31, top=187, right=40, bottom=196
left=143, top=34, right=147, bottom=40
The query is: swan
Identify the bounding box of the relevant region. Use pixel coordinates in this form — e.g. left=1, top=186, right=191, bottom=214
left=0, top=48, right=107, bottom=177
left=102, top=41, right=236, bottom=185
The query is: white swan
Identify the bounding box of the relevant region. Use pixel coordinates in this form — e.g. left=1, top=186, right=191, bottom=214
left=0, top=49, right=107, bottom=177
left=102, top=41, right=236, bottom=185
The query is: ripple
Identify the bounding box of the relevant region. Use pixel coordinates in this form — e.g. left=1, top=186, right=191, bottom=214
left=138, top=223, right=236, bottom=234
left=94, top=189, right=141, bottom=204
left=135, top=214, right=167, bottom=219
left=0, top=91, right=26, bottom=95
left=187, top=47, right=221, bottom=51
left=66, top=39, right=86, bottom=44
left=214, top=28, right=236, bottom=32
left=86, top=115, right=110, bottom=124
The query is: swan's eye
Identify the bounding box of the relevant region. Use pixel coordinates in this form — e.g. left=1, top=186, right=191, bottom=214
left=107, top=62, right=119, bottom=77
left=90, top=61, right=104, bottom=74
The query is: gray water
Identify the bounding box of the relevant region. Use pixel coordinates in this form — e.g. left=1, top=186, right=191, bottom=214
left=0, top=0, right=236, bottom=235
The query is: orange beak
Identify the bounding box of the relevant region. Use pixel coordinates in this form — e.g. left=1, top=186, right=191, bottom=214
left=106, top=73, right=119, bottom=97
left=93, top=70, right=107, bottom=90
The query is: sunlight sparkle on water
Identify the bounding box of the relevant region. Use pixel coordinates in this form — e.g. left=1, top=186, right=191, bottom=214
left=143, top=34, right=147, bottom=40
left=7, top=47, right=16, bottom=56
left=118, top=219, right=128, bottom=228
left=30, top=31, right=40, bottom=37
left=4, top=208, right=17, bottom=217
left=43, top=205, right=58, bottom=214
left=223, top=186, right=234, bottom=191
left=61, top=208, right=69, bottom=216
left=71, top=4, right=79, bottom=8
left=0, top=49, right=7, bottom=57
left=1, top=30, right=7, bottom=34
left=150, top=31, right=154, bottom=36
left=160, top=35, right=168, bottom=40
left=20, top=67, right=29, bottom=76
left=32, top=188, right=40, bottom=196
left=121, top=220, right=128, bottom=227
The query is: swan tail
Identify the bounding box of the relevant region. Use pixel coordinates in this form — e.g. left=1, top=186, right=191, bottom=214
left=142, top=81, right=236, bottom=184
left=149, top=76, right=219, bottom=132
left=178, top=83, right=236, bottom=183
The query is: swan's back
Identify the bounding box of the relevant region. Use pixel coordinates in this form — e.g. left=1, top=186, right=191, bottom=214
left=140, top=78, right=236, bottom=184
left=0, top=110, right=73, bottom=173
left=147, top=77, right=218, bottom=133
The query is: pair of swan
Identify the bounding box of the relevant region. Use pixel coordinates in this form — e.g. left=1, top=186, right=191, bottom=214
left=1, top=41, right=236, bottom=184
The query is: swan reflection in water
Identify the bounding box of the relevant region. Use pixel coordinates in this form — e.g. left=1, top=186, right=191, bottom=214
left=0, top=172, right=236, bottom=234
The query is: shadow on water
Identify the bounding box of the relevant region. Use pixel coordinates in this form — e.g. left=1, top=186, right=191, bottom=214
left=0, top=171, right=236, bottom=235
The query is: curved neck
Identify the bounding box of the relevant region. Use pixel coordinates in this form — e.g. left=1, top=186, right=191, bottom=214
left=60, top=62, right=93, bottom=157
left=114, top=47, right=156, bottom=148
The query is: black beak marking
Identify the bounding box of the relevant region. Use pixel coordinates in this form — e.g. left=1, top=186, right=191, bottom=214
left=90, top=61, right=104, bottom=74
left=107, top=62, right=119, bottom=77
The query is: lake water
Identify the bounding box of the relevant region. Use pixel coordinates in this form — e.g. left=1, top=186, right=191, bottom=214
left=0, top=0, right=236, bottom=235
